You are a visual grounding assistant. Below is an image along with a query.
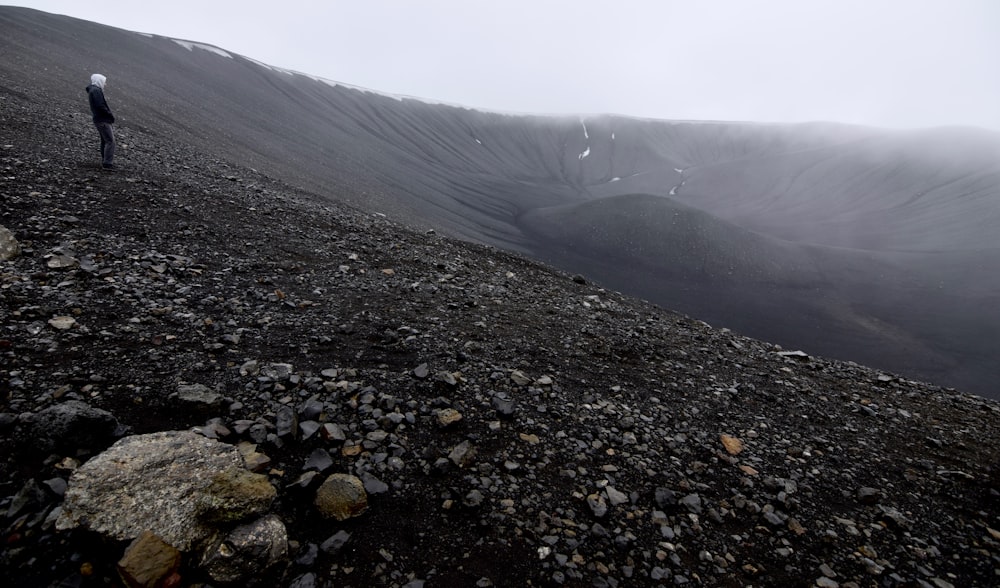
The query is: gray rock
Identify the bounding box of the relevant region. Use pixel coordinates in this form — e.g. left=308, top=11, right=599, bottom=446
left=492, top=393, right=515, bottom=417
left=448, top=440, right=477, bottom=467
left=510, top=370, right=531, bottom=386
left=321, top=423, right=347, bottom=442
left=295, top=543, right=319, bottom=566
left=587, top=493, right=608, bottom=517
left=679, top=493, right=703, bottom=514
left=25, top=400, right=121, bottom=452
left=299, top=398, right=324, bottom=421
left=303, top=448, right=334, bottom=473
left=289, top=573, right=318, bottom=588
left=276, top=406, right=297, bottom=438
left=361, top=472, right=389, bottom=494
left=57, top=431, right=259, bottom=550
left=857, top=487, right=880, bottom=505
left=199, top=514, right=288, bottom=583
left=606, top=486, right=629, bottom=506
left=0, top=225, right=20, bottom=260
left=654, top=487, right=677, bottom=509
left=319, top=530, right=351, bottom=554
left=174, top=383, right=223, bottom=409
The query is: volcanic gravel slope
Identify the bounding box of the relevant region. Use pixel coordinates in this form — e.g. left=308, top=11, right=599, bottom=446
left=3, top=71, right=1000, bottom=588
left=3, top=6, right=1000, bottom=398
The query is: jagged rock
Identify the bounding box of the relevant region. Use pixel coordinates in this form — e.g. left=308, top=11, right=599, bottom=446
left=117, top=531, right=181, bottom=588
left=448, top=440, right=477, bottom=467
left=314, top=473, right=368, bottom=520
left=302, top=448, right=333, bottom=472
left=24, top=400, right=121, bottom=452
left=57, top=431, right=264, bottom=550
left=199, top=514, right=288, bottom=583
left=0, top=225, right=20, bottom=260
left=276, top=406, right=297, bottom=438
left=510, top=370, right=531, bottom=386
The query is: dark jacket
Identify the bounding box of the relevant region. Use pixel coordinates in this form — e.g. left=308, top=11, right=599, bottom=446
left=86, top=84, right=115, bottom=124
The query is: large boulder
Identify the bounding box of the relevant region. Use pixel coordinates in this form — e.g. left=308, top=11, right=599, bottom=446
left=57, top=431, right=275, bottom=550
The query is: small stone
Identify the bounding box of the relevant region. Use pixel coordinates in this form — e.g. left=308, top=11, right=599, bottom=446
left=679, top=493, right=702, bottom=514
left=437, top=408, right=463, bottom=427
left=0, top=225, right=20, bottom=260
left=587, top=493, right=608, bottom=517
left=48, top=316, right=76, bottom=330
left=321, top=423, right=347, bottom=442
left=720, top=434, right=744, bottom=455
left=319, top=530, right=351, bottom=554
left=47, top=254, right=79, bottom=269
left=448, top=440, right=477, bottom=467
left=492, top=393, right=516, bottom=417
left=174, top=384, right=222, bottom=409
left=117, top=531, right=181, bottom=588
left=605, top=486, right=628, bottom=506
left=314, top=474, right=368, bottom=520
left=413, top=363, right=430, bottom=379
left=361, top=473, right=389, bottom=494
left=519, top=433, right=540, bottom=445
left=857, top=487, right=880, bottom=505
left=464, top=489, right=484, bottom=507
left=276, top=406, right=297, bottom=438
left=303, top=449, right=334, bottom=473
left=510, top=370, right=531, bottom=386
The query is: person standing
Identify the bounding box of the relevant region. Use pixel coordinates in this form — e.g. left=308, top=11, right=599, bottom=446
left=86, top=73, right=116, bottom=169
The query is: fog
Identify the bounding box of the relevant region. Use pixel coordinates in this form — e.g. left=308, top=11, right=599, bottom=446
left=7, top=0, right=1000, bottom=130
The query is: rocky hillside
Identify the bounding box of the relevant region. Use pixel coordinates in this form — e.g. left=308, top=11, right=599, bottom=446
left=3, top=67, right=1000, bottom=588
left=3, top=6, right=1000, bottom=398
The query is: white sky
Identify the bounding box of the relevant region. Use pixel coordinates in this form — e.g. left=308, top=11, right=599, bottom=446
left=8, top=1, right=1000, bottom=130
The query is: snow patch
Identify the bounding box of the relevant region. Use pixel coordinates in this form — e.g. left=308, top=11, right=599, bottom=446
left=475, top=138, right=482, bottom=145
left=674, top=168, right=684, bottom=174
left=611, top=132, right=615, bottom=141
left=172, top=39, right=232, bottom=59
left=580, top=118, right=589, bottom=139
left=610, top=177, right=621, bottom=182
left=136, top=32, right=153, bottom=38
left=578, top=146, right=591, bottom=160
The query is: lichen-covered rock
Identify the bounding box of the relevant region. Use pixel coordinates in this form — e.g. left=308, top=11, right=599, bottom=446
left=196, top=467, right=276, bottom=523
left=199, top=515, right=288, bottom=583
left=57, top=431, right=265, bottom=550
left=314, top=473, right=368, bottom=521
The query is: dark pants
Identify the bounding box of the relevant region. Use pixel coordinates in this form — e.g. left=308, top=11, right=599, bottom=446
left=94, top=122, right=115, bottom=166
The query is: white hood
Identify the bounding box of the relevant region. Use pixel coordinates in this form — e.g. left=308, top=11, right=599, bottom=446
left=90, top=73, right=106, bottom=89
